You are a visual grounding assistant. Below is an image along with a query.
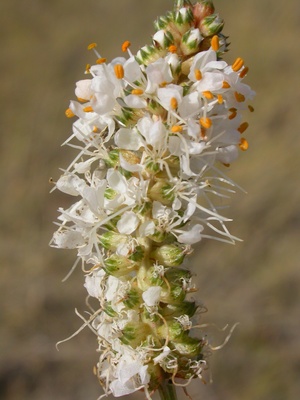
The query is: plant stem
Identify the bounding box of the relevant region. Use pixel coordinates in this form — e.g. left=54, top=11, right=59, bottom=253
left=158, top=380, right=178, bottom=400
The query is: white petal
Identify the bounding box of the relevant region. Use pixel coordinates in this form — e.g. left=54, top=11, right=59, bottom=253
left=142, top=286, right=162, bottom=306
left=52, top=230, right=85, bottom=249
left=124, top=94, right=147, bottom=109
left=75, top=79, right=93, bottom=100
left=139, top=220, right=155, bottom=237
left=107, top=169, right=128, bottom=193
left=115, top=128, right=143, bottom=150
left=117, top=211, right=139, bottom=234
left=177, top=224, right=204, bottom=244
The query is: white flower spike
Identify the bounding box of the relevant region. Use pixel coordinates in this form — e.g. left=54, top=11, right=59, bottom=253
left=52, top=1, right=255, bottom=399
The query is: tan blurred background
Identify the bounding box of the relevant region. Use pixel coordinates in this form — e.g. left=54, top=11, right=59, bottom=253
left=1, top=0, right=300, bottom=399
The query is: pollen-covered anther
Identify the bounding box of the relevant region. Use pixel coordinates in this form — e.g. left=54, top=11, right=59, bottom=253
left=194, top=69, right=202, bottom=81
left=170, top=97, right=178, bottom=110
left=83, top=106, right=94, bottom=113
left=168, top=45, right=177, bottom=53
left=171, top=125, right=183, bottom=133
left=114, top=64, right=124, bottom=79
left=200, top=117, right=212, bottom=129
left=239, top=66, right=249, bottom=79
left=232, top=57, right=244, bottom=72
left=92, top=126, right=100, bottom=133
left=65, top=108, right=75, bottom=118
left=222, top=81, right=231, bottom=89
left=131, top=89, right=144, bottom=95
left=211, top=35, right=220, bottom=51
left=217, top=94, right=223, bottom=104
left=234, top=91, right=245, bottom=102
left=87, top=42, right=97, bottom=50
left=96, top=58, right=107, bottom=64
left=228, top=109, right=237, bottom=120
left=122, top=40, right=131, bottom=52
left=248, top=105, right=255, bottom=112
left=239, top=137, right=249, bottom=151
left=85, top=64, right=91, bottom=73
left=238, top=122, right=249, bottom=134
left=202, top=91, right=214, bottom=100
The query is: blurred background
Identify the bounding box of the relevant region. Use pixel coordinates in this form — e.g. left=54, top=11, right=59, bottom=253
left=1, top=0, right=299, bottom=399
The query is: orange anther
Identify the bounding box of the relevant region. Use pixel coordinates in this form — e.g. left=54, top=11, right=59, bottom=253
left=131, top=89, right=144, bottom=95
left=114, top=64, right=124, bottom=79
left=234, top=91, right=245, bottom=102
left=65, top=108, right=75, bottom=118
left=87, top=42, right=97, bottom=50
left=238, top=122, right=249, bottom=134
left=202, top=91, right=214, bottom=100
left=217, top=94, right=223, bottom=104
left=85, top=64, right=91, bottom=73
left=122, top=41, right=131, bottom=52
left=83, top=106, right=94, bottom=113
left=232, top=57, right=244, bottom=72
left=171, top=125, right=183, bottom=133
left=96, top=58, right=107, bottom=64
left=248, top=105, right=255, bottom=112
left=211, top=35, right=219, bottom=51
left=92, top=126, right=100, bottom=133
left=200, top=117, right=212, bottom=129
left=194, top=69, right=202, bottom=81
left=228, top=110, right=237, bottom=120
left=222, top=81, right=231, bottom=89
left=170, top=97, right=178, bottom=110
left=239, top=138, right=249, bottom=151
left=239, top=66, right=249, bottom=79
left=168, top=45, right=177, bottom=53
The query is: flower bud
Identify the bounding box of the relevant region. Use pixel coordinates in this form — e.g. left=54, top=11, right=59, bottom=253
left=199, top=14, right=224, bottom=37
left=193, top=1, right=215, bottom=26
left=151, top=244, right=185, bottom=267
left=158, top=320, right=184, bottom=341
left=99, top=231, right=127, bottom=250
left=154, top=14, right=171, bottom=31
left=153, top=30, right=174, bottom=49
left=148, top=181, right=175, bottom=205
left=159, top=301, right=198, bottom=318
left=136, top=45, right=166, bottom=66
left=181, top=28, right=202, bottom=55
left=171, top=333, right=202, bottom=357
left=120, top=322, right=153, bottom=348
left=104, top=254, right=136, bottom=277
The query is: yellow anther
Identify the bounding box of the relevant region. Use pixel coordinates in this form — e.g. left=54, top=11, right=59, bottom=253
left=83, top=106, right=94, bottom=113
left=211, top=35, right=220, bottom=52
left=114, top=64, right=124, bottom=79
left=87, top=42, right=97, bottom=50
left=248, top=105, right=255, bottom=112
left=170, top=97, right=178, bottom=110
left=228, top=110, right=237, bottom=120
left=238, top=122, right=249, bottom=134
left=168, top=45, right=177, bottom=53
left=239, top=66, right=249, bottom=79
left=85, top=64, right=91, bottom=73
left=223, top=163, right=230, bottom=167
left=239, top=138, right=249, bottom=151
left=131, top=89, right=144, bottom=95
left=159, top=81, right=168, bottom=88
left=194, top=69, right=202, bottom=81
left=92, top=126, right=100, bottom=133
left=200, top=117, right=212, bottom=129
left=96, top=58, right=107, bottom=64
left=77, top=97, right=87, bottom=103
left=232, top=57, right=244, bottom=72
left=222, top=81, right=231, bottom=89
left=122, top=40, right=131, bottom=52
left=234, top=91, right=245, bottom=102
left=171, top=125, right=183, bottom=133
left=202, top=91, right=214, bottom=100
left=65, top=108, right=75, bottom=118
left=217, top=94, right=223, bottom=104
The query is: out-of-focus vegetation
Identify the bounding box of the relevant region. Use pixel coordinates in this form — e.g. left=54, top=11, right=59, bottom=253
left=0, top=0, right=299, bottom=399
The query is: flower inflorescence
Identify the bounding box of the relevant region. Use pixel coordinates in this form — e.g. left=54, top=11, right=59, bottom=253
left=51, top=1, right=255, bottom=398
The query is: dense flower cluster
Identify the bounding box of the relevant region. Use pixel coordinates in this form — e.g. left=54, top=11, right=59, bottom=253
left=51, top=1, right=254, bottom=398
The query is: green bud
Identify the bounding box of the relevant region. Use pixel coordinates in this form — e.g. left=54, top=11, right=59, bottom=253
left=128, top=245, right=144, bottom=262
left=123, top=288, right=142, bottom=309
left=171, top=334, right=202, bottom=357
left=120, top=322, right=153, bottom=348
left=174, top=0, right=193, bottom=11
left=193, top=1, right=215, bottom=26
left=157, top=320, right=184, bottom=341
left=148, top=181, right=175, bottom=206
left=181, top=28, right=202, bottom=55
left=159, top=301, right=197, bottom=318
left=135, top=45, right=167, bottom=66
left=199, top=14, right=224, bottom=37
left=151, top=244, right=185, bottom=267
left=104, top=188, right=118, bottom=200
left=105, top=149, right=119, bottom=168
left=99, top=231, right=127, bottom=250
left=153, top=30, right=174, bottom=49
left=154, top=14, right=171, bottom=31
left=104, top=255, right=136, bottom=277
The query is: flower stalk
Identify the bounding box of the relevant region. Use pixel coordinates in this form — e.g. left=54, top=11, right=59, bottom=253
left=51, top=1, right=255, bottom=399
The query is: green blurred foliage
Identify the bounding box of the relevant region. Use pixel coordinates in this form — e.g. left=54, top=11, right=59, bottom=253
left=0, top=0, right=299, bottom=399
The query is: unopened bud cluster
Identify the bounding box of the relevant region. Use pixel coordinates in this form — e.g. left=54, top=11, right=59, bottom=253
left=51, top=0, right=255, bottom=398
